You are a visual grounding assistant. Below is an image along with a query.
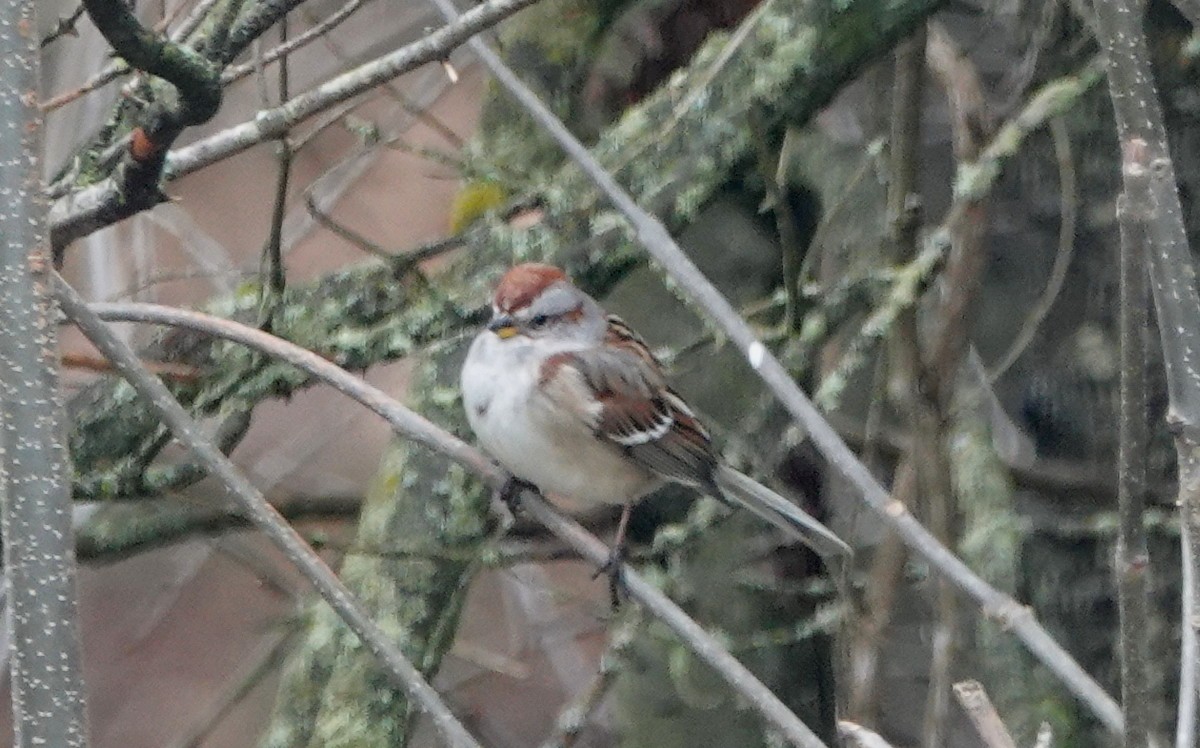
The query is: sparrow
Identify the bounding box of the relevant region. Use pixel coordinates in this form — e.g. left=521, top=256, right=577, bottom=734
left=461, top=263, right=850, bottom=597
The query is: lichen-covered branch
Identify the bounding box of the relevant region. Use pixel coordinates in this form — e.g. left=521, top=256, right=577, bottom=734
left=66, top=0, right=947, bottom=501
left=463, top=0, right=1123, bottom=732
left=81, top=0, right=221, bottom=126
left=48, top=0, right=543, bottom=250
left=56, top=277, right=486, bottom=748
left=74, top=0, right=223, bottom=250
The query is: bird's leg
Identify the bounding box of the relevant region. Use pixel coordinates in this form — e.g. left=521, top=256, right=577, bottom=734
left=496, top=475, right=537, bottom=513
left=594, top=502, right=633, bottom=609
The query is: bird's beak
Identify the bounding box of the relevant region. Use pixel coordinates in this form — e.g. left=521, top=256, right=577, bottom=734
left=487, top=315, right=520, bottom=339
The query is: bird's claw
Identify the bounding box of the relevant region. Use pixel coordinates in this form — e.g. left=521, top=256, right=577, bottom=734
left=495, top=476, right=536, bottom=513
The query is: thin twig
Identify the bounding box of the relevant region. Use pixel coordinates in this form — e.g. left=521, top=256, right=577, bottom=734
left=303, top=190, right=393, bottom=259
left=849, top=27, right=925, bottom=726
left=952, top=680, right=1018, bottom=748
left=304, top=189, right=468, bottom=265
left=539, top=608, right=641, bottom=748
left=38, top=0, right=218, bottom=112
left=221, top=0, right=369, bottom=84
left=54, top=279, right=484, bottom=748
left=166, top=630, right=295, bottom=748
left=48, top=0, right=541, bottom=249
left=987, top=116, right=1077, bottom=382
left=445, top=0, right=1124, bottom=732
left=170, top=0, right=223, bottom=43
left=259, top=18, right=292, bottom=306
left=78, top=300, right=831, bottom=747
left=922, top=23, right=992, bottom=747
left=40, top=3, right=86, bottom=47
left=305, top=2, right=466, bottom=149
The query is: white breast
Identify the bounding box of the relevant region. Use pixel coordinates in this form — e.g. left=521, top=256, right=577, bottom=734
left=460, top=332, right=660, bottom=508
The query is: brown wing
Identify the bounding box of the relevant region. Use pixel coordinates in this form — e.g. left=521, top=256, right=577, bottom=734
left=538, top=315, right=718, bottom=488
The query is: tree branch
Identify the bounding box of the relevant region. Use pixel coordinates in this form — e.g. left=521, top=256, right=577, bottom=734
left=55, top=280, right=485, bottom=748
left=1091, top=0, right=1200, bottom=743
left=81, top=0, right=221, bottom=126
left=951, top=680, right=1017, bottom=748
left=1115, top=137, right=1153, bottom=748
left=49, top=0, right=541, bottom=250
left=0, top=0, right=89, bottom=743
left=63, top=0, right=949, bottom=502
left=81, top=299, right=832, bottom=747
left=446, top=0, right=1124, bottom=733
left=77, top=0, right=223, bottom=234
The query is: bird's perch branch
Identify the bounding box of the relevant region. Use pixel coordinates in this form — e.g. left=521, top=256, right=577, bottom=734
left=445, top=0, right=1124, bottom=733
left=77, top=299, right=831, bottom=747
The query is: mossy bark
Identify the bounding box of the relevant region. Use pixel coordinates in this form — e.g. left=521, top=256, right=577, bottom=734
left=58, top=1, right=948, bottom=745
left=260, top=356, right=492, bottom=748
left=67, top=0, right=945, bottom=505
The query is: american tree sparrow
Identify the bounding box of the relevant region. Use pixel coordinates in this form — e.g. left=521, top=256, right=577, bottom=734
left=461, top=264, right=850, bottom=594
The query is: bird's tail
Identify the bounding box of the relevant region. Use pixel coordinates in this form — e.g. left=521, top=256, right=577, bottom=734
left=712, top=465, right=852, bottom=564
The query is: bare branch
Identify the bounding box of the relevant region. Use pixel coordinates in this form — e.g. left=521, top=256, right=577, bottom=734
left=40, top=3, right=85, bottom=47
left=838, top=721, right=898, bottom=748
left=0, top=0, right=90, bottom=743
left=952, top=680, right=1018, bottom=748
left=48, top=0, right=541, bottom=250
left=1115, top=138, right=1153, bottom=748
left=166, top=630, right=295, bottom=748
left=1092, top=0, right=1200, bottom=743
left=54, top=280, right=484, bottom=748
left=987, top=116, right=1077, bottom=381
left=445, top=0, right=1124, bottom=733
left=79, top=300, right=831, bottom=747
left=539, top=609, right=641, bottom=748
left=220, top=0, right=369, bottom=85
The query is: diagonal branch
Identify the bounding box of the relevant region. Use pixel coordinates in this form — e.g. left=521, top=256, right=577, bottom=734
left=54, top=279, right=485, bottom=748
left=952, top=680, right=1017, bottom=748
left=80, top=300, right=832, bottom=748
left=49, top=0, right=541, bottom=250
left=439, top=0, right=1124, bottom=732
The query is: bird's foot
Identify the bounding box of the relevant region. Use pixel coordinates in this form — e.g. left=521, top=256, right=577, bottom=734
left=495, top=476, right=536, bottom=513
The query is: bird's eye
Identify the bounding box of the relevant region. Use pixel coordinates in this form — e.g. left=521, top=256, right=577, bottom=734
left=530, top=314, right=550, bottom=328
